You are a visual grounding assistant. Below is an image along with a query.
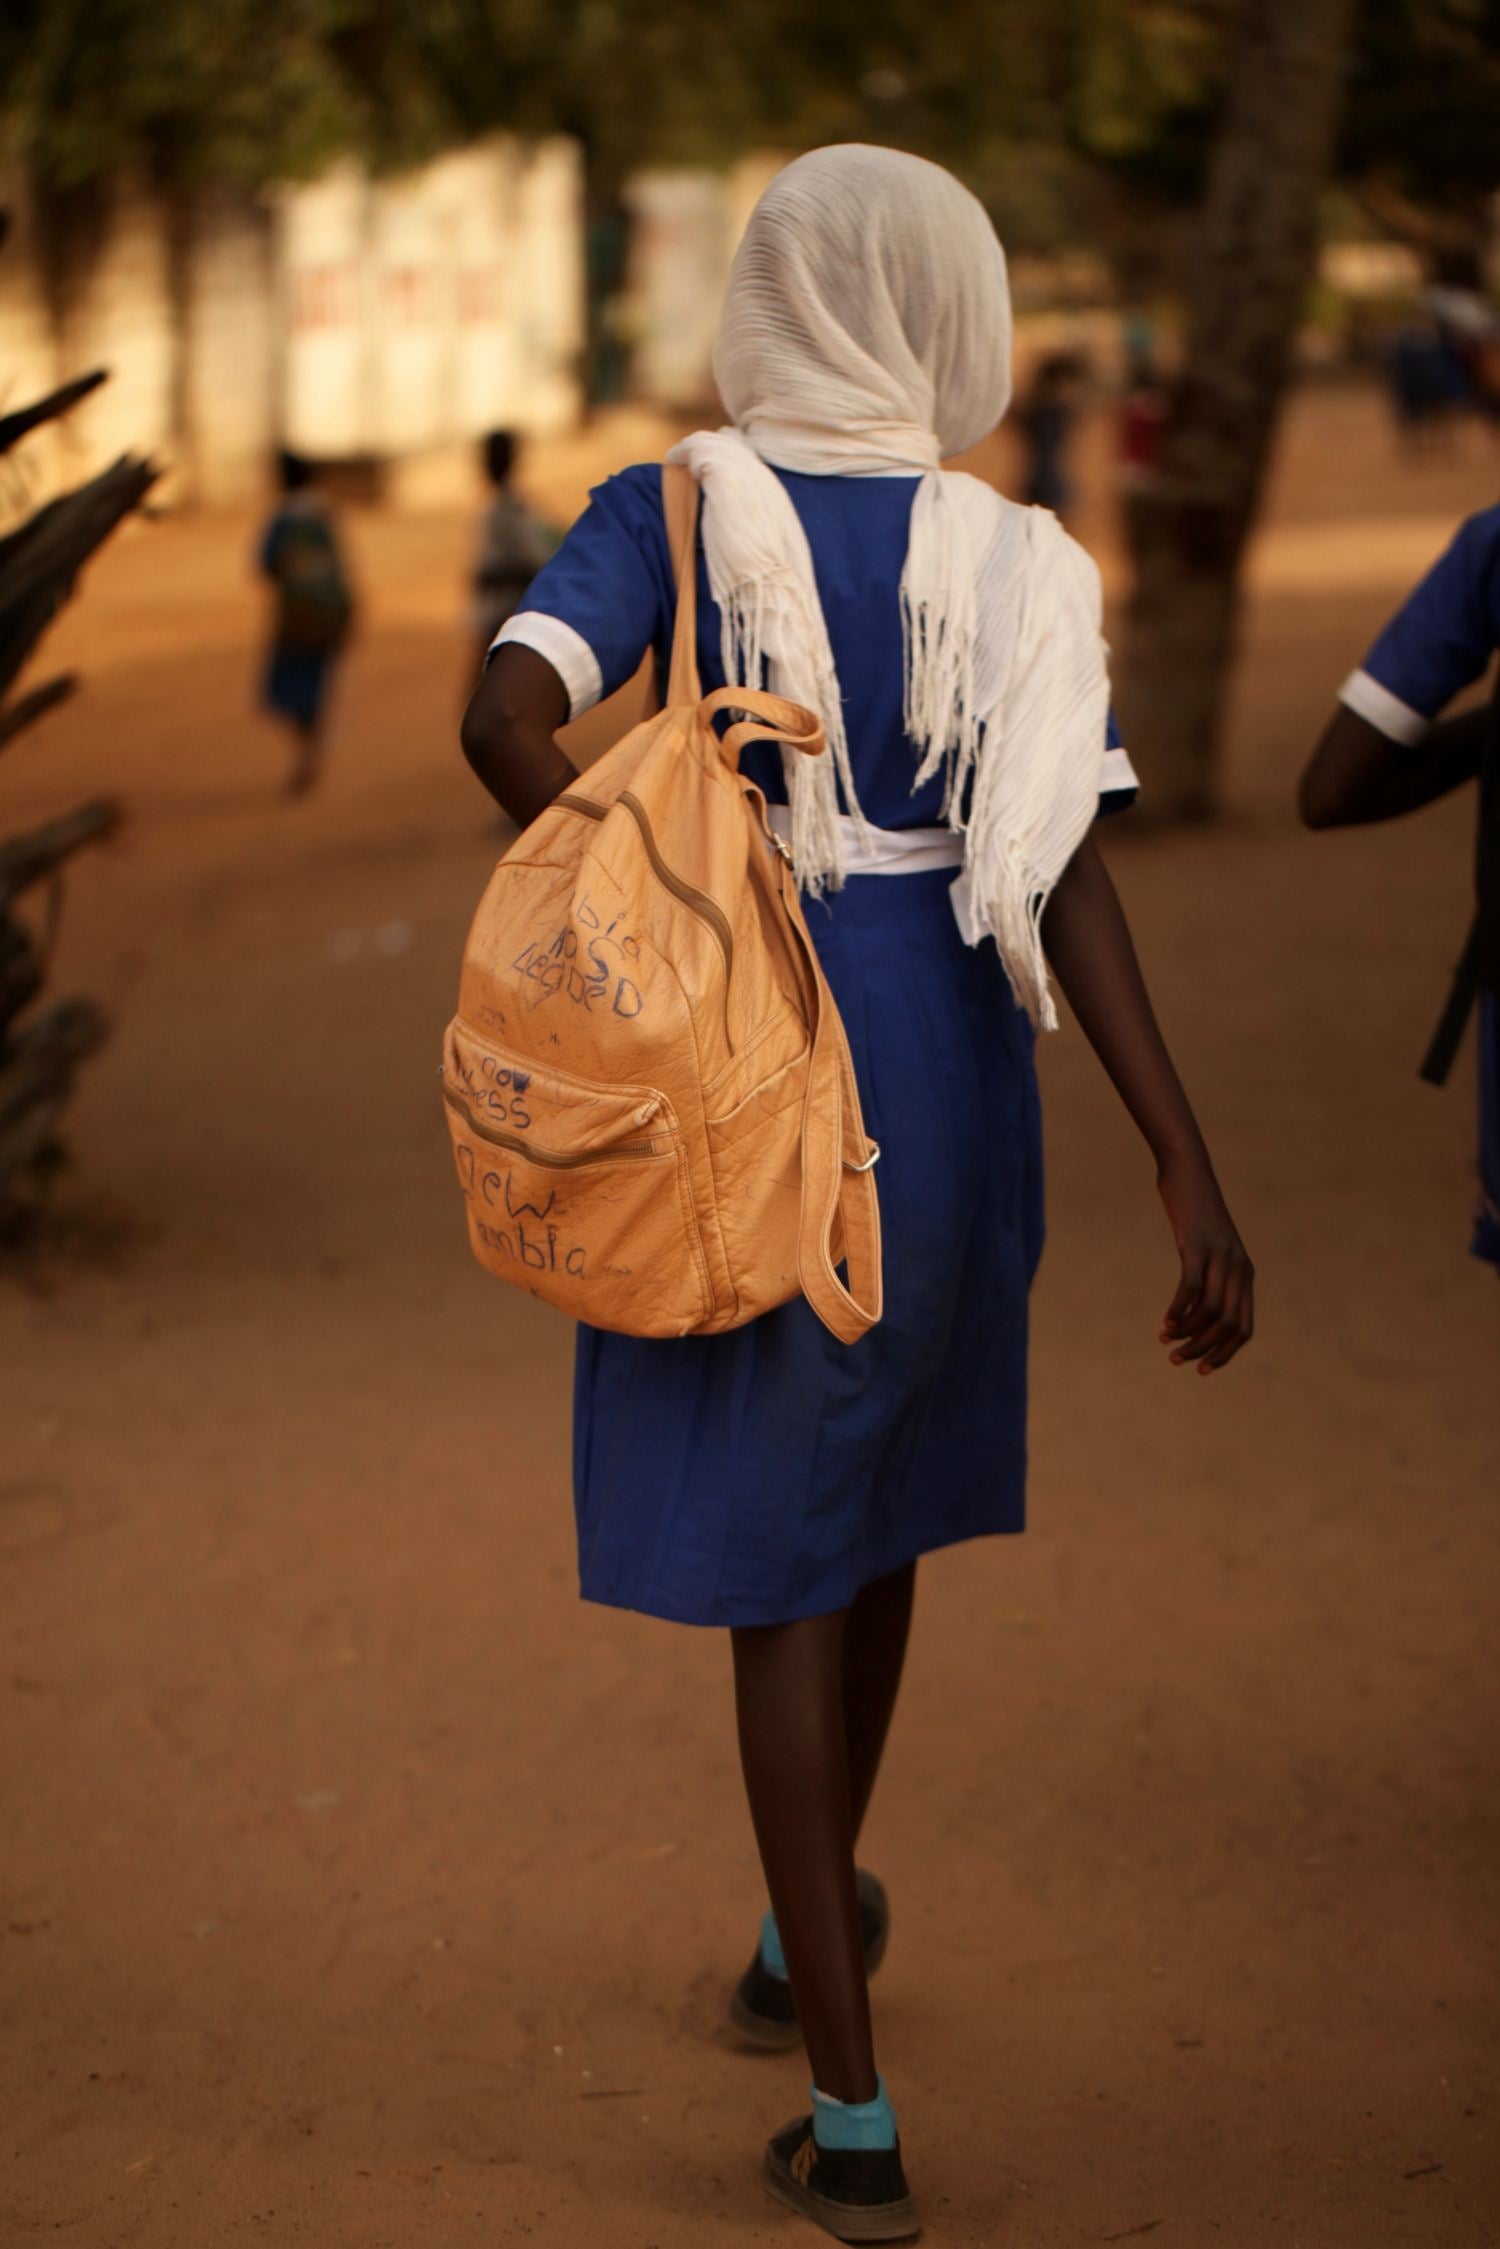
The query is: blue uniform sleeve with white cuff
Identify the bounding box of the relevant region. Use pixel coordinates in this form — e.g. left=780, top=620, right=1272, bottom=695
left=1338, top=504, right=1500, bottom=743
left=1098, top=707, right=1138, bottom=815
left=491, top=469, right=669, bottom=719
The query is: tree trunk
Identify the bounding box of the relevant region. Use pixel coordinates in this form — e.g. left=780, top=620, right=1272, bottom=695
left=161, top=184, right=198, bottom=502
left=1115, top=0, right=1357, bottom=820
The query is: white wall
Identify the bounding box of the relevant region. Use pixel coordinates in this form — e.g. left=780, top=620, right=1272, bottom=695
left=623, top=170, right=728, bottom=409
left=277, top=135, right=586, bottom=473
left=0, top=136, right=586, bottom=507
left=623, top=153, right=789, bottom=409
left=58, top=179, right=175, bottom=472
left=511, top=138, right=588, bottom=435
left=369, top=164, right=451, bottom=454
left=446, top=142, right=526, bottom=437
left=0, top=171, right=64, bottom=504
left=275, top=162, right=373, bottom=463
left=185, top=190, right=276, bottom=504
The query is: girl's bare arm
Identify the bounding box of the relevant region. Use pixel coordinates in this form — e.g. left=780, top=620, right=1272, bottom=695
left=460, top=646, right=575, bottom=828
left=1299, top=703, right=1485, bottom=829
left=1041, top=834, right=1254, bottom=1373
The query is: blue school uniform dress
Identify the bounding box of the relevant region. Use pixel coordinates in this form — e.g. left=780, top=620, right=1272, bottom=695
left=1339, top=502, right=1500, bottom=1269
left=497, top=466, right=1138, bottom=1625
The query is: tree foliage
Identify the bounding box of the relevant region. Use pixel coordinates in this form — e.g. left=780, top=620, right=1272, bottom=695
left=1340, top=0, right=1500, bottom=271
left=0, top=0, right=388, bottom=197
left=0, top=0, right=1494, bottom=264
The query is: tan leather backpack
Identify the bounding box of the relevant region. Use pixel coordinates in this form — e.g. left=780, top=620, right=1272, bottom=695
left=442, top=465, right=883, bottom=1343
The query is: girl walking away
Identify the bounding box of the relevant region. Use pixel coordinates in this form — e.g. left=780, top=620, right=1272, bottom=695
left=460, top=146, right=1254, bottom=2243
left=257, top=450, right=354, bottom=796
left=1300, top=504, right=1500, bottom=1271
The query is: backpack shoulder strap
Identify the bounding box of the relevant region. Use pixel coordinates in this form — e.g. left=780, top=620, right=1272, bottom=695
left=1420, top=919, right=1481, bottom=1086
left=756, top=842, right=882, bottom=1341
left=661, top=464, right=702, bottom=707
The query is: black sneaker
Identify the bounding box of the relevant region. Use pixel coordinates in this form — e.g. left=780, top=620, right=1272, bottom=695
left=728, top=1868, right=891, bottom=2051
left=763, top=2113, right=920, bottom=2244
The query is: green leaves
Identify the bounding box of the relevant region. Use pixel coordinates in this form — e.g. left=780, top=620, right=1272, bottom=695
left=0, top=0, right=1493, bottom=262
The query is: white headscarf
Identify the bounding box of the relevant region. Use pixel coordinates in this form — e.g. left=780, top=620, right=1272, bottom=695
left=667, top=143, right=1109, bottom=1030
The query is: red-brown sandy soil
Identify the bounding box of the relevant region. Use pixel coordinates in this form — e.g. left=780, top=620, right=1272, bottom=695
left=2, top=382, right=1497, bottom=2247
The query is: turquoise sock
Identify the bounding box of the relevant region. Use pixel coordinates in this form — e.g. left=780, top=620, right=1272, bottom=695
left=758, top=1907, right=788, bottom=1980
left=811, top=2077, right=898, bottom=2152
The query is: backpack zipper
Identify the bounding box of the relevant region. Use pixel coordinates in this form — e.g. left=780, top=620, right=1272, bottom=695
left=557, top=789, right=736, bottom=1056
left=444, top=1084, right=657, bottom=1164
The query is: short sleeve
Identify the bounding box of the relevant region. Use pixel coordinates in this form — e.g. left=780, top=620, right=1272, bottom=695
left=1098, top=706, right=1139, bottom=817
left=1338, top=505, right=1500, bottom=743
left=490, top=466, right=669, bottom=720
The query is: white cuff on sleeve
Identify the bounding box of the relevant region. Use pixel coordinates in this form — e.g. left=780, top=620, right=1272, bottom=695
left=490, top=612, right=603, bottom=721
left=1099, top=741, right=1140, bottom=798
left=1338, top=667, right=1429, bottom=746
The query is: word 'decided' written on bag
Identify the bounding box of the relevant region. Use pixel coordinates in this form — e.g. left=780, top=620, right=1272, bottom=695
left=441, top=465, right=883, bottom=1343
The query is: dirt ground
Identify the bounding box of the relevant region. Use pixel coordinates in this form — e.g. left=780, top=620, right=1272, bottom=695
left=2, top=382, right=1498, bottom=2249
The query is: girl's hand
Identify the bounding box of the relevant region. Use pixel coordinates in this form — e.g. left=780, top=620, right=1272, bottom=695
left=1156, top=1151, right=1255, bottom=1374
left=1039, top=838, right=1255, bottom=1376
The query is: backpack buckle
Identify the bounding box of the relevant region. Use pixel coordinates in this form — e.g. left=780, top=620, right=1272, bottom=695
left=845, top=1140, right=881, bottom=1173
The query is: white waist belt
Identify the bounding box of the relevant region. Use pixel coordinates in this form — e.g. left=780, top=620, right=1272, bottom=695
left=766, top=804, right=964, bottom=876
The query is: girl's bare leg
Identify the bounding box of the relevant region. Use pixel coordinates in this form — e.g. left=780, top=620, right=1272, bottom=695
left=731, top=1610, right=877, bottom=2102
left=287, top=717, right=324, bottom=797
left=844, top=1561, right=916, bottom=1840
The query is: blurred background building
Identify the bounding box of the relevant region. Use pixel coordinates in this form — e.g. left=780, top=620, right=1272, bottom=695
left=0, top=136, right=586, bottom=507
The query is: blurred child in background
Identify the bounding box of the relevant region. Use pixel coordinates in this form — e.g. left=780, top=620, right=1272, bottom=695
left=471, top=430, right=556, bottom=682
left=1013, top=349, right=1085, bottom=518
left=258, top=451, right=354, bottom=797
left=1300, top=503, right=1500, bottom=1270
left=1117, top=340, right=1168, bottom=570
left=1387, top=319, right=1473, bottom=454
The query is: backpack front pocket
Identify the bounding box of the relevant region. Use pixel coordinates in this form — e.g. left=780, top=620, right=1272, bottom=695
left=703, top=1049, right=808, bottom=1326
left=442, top=1021, right=711, bottom=1335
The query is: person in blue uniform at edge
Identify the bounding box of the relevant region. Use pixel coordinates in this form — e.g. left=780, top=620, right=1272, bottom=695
left=460, top=147, right=1255, bottom=2243
left=1300, top=503, right=1500, bottom=1273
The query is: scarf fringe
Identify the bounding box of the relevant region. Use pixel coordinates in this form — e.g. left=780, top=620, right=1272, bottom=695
left=668, top=433, right=1109, bottom=1025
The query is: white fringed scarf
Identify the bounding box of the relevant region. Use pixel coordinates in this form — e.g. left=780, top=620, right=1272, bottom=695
left=667, top=144, right=1109, bottom=1030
